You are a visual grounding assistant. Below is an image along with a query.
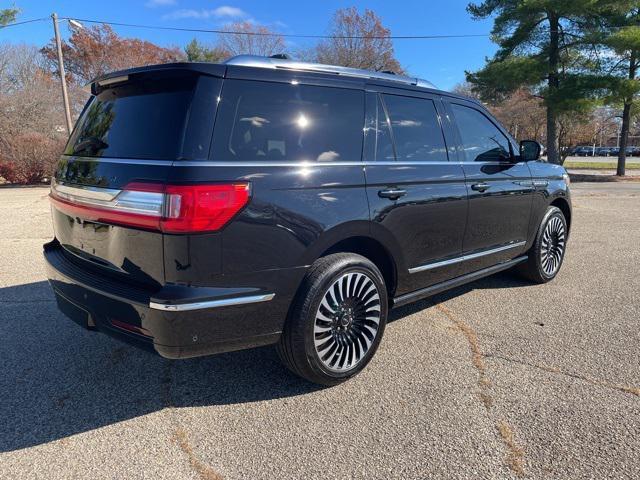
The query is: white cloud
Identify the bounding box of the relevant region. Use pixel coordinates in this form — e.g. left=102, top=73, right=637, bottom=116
left=162, top=5, right=247, bottom=20
left=213, top=6, right=246, bottom=18
left=145, top=0, right=177, bottom=7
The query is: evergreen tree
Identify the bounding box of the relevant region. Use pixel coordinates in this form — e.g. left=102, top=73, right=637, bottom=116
left=0, top=6, right=19, bottom=26
left=466, top=1, right=619, bottom=164
left=598, top=5, right=640, bottom=175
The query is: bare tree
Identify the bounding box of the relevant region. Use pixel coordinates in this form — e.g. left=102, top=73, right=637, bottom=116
left=312, top=7, right=403, bottom=73
left=0, top=44, right=66, bottom=141
left=0, top=44, right=68, bottom=183
left=490, top=89, right=547, bottom=142
left=218, top=22, right=285, bottom=57
left=451, top=82, right=483, bottom=101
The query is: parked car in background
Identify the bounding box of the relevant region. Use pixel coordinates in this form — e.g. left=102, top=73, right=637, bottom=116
left=595, top=147, right=614, bottom=156
left=573, top=146, right=595, bottom=156
left=44, top=55, right=572, bottom=385
left=609, top=147, right=620, bottom=156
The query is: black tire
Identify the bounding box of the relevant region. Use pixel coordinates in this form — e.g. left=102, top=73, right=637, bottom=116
left=518, top=206, right=568, bottom=283
left=277, top=253, right=388, bottom=386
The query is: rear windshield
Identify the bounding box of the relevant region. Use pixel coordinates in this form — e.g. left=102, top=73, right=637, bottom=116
left=211, top=80, right=364, bottom=162
left=65, top=73, right=198, bottom=160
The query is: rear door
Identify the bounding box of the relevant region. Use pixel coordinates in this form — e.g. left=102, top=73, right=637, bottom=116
left=364, top=88, right=468, bottom=295
left=51, top=68, right=222, bottom=287
left=445, top=99, right=533, bottom=272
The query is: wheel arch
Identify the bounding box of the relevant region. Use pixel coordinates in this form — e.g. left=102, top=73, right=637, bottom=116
left=550, top=196, right=571, bottom=232
left=319, top=236, right=398, bottom=298
left=298, top=221, right=404, bottom=299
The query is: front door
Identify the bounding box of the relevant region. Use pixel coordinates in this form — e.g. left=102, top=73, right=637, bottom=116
left=364, top=90, right=468, bottom=295
left=447, top=100, right=533, bottom=273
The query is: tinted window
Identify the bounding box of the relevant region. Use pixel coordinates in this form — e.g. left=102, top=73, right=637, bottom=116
left=451, top=104, right=511, bottom=162
left=382, top=94, right=447, bottom=162
left=65, top=74, right=198, bottom=160
left=375, top=95, right=395, bottom=161
left=212, top=80, right=364, bottom=162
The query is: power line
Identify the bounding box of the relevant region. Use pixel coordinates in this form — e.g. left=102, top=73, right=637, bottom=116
left=59, top=16, right=490, bottom=40
left=0, top=17, right=49, bottom=29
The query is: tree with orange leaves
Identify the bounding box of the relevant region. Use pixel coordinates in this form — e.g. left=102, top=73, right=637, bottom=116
left=41, top=23, right=184, bottom=84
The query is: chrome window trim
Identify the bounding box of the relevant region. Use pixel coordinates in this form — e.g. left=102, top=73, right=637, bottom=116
left=63, top=156, right=527, bottom=168
left=149, top=293, right=275, bottom=311
left=408, top=241, right=527, bottom=274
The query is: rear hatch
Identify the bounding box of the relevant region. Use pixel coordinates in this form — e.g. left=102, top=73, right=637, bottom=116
left=50, top=64, right=223, bottom=287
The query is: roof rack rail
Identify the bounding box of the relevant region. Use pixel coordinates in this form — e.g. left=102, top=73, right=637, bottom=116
left=224, top=55, right=436, bottom=89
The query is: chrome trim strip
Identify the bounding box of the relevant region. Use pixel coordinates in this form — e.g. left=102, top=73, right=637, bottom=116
left=63, top=156, right=174, bottom=166
left=149, top=293, right=275, bottom=311
left=52, top=181, right=121, bottom=202
left=408, top=241, right=527, bottom=274
left=62, top=156, right=527, bottom=168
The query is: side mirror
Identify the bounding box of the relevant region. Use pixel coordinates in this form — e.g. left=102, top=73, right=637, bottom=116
left=520, top=140, right=541, bottom=161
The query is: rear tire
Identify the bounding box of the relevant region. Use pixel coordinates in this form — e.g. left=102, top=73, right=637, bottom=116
left=277, top=253, right=388, bottom=386
left=519, top=206, right=568, bottom=283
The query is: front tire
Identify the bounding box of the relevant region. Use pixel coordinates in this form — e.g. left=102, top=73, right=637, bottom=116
left=277, top=253, right=388, bottom=386
left=519, top=206, right=568, bottom=283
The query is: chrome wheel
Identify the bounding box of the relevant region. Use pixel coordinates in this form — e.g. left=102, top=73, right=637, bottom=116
left=540, top=215, right=566, bottom=276
left=313, top=271, right=381, bottom=372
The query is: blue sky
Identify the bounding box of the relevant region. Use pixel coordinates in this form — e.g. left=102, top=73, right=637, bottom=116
left=1, top=0, right=498, bottom=90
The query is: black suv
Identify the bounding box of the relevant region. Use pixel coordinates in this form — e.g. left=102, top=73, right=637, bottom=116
left=45, top=55, right=571, bottom=385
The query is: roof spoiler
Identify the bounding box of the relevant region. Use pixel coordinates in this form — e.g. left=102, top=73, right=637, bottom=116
left=84, top=62, right=227, bottom=95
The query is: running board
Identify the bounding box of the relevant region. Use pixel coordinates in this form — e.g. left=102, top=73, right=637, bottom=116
left=392, top=255, right=528, bottom=308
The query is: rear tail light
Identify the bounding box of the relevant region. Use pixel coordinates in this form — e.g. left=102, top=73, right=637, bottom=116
left=50, top=181, right=250, bottom=233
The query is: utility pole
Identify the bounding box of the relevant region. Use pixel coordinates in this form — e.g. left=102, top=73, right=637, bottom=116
left=52, top=13, right=73, bottom=135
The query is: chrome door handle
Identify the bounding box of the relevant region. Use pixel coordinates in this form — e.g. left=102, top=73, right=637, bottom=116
left=471, top=183, right=490, bottom=192
left=378, top=188, right=407, bottom=200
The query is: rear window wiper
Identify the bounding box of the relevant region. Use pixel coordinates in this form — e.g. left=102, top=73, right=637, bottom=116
left=72, top=137, right=109, bottom=156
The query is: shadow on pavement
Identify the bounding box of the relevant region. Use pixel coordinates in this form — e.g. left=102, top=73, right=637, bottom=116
left=389, top=269, right=530, bottom=322
left=0, top=281, right=320, bottom=452
left=1, top=271, right=527, bottom=451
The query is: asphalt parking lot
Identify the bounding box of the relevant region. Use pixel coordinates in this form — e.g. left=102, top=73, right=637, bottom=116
left=1, top=184, right=639, bottom=479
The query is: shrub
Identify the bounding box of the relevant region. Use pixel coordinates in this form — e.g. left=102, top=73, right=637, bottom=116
left=0, top=133, right=65, bottom=184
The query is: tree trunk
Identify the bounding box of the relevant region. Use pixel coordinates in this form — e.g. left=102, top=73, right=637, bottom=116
left=618, top=50, right=637, bottom=177
left=618, top=102, right=631, bottom=177
left=547, top=111, right=560, bottom=164
left=546, top=13, right=561, bottom=164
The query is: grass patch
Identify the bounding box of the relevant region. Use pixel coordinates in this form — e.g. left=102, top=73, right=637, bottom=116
left=564, top=161, right=640, bottom=170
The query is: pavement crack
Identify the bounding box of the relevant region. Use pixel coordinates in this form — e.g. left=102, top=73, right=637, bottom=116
left=436, top=303, right=526, bottom=477
left=163, top=362, right=223, bottom=479
left=436, top=304, right=493, bottom=409
left=496, top=421, right=526, bottom=477
left=173, top=427, right=223, bottom=480
left=486, top=353, right=640, bottom=398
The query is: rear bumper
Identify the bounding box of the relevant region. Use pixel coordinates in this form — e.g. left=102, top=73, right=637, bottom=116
left=44, top=240, right=300, bottom=359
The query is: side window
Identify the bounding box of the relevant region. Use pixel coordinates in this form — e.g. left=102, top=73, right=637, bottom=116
left=211, top=80, right=364, bottom=162
left=450, top=103, right=511, bottom=162
left=375, top=95, right=395, bottom=161
left=382, top=94, right=448, bottom=162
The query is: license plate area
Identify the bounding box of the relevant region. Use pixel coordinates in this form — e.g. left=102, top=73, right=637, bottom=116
left=54, top=291, right=94, bottom=330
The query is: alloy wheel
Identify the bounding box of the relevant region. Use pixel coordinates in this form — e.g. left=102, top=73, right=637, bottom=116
left=313, top=272, right=381, bottom=372
left=540, top=215, right=566, bottom=276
